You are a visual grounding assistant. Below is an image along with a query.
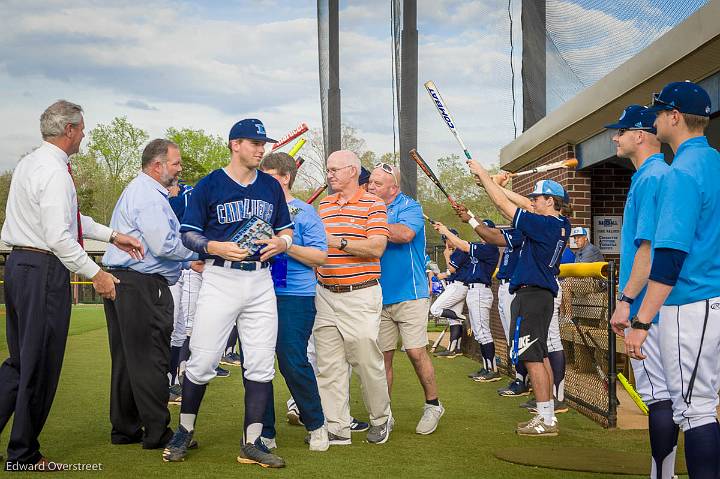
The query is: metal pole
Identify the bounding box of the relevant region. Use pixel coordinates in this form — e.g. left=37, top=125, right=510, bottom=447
left=327, top=0, right=341, bottom=156
left=607, top=260, right=617, bottom=428
left=521, top=0, right=546, bottom=131
left=399, top=0, right=418, bottom=198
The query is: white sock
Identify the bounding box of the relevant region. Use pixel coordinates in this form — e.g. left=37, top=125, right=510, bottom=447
left=245, top=422, right=263, bottom=445
left=537, top=400, right=554, bottom=423
left=180, top=413, right=196, bottom=432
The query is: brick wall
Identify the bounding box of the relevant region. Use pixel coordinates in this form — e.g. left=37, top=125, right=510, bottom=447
left=589, top=162, right=632, bottom=264
left=511, top=144, right=592, bottom=228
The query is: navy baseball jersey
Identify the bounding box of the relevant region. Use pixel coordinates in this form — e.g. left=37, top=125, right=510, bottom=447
left=497, top=228, right=524, bottom=280
left=180, top=168, right=293, bottom=262
left=465, top=243, right=500, bottom=285
left=510, top=209, right=570, bottom=297
left=448, top=249, right=470, bottom=283
left=169, top=183, right=193, bottom=222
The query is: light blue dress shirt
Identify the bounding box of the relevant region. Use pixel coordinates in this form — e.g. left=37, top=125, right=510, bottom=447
left=102, top=172, right=197, bottom=285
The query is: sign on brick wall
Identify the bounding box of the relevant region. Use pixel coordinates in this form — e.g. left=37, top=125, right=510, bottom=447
left=593, top=215, right=622, bottom=254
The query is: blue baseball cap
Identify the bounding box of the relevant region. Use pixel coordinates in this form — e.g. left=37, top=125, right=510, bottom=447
left=570, top=227, right=588, bottom=237
left=604, top=105, right=657, bottom=134
left=359, top=166, right=371, bottom=186
left=527, top=179, right=567, bottom=200
left=228, top=119, right=277, bottom=143
left=646, top=81, right=712, bottom=117
left=482, top=219, right=496, bottom=228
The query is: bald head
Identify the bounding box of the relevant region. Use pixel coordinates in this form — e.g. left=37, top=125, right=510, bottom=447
left=327, top=149, right=361, bottom=195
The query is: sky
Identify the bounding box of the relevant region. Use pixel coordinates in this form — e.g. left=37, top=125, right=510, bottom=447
left=0, top=0, right=708, bottom=173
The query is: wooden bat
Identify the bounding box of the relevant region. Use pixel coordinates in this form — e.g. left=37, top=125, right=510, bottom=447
left=507, top=159, right=578, bottom=177
left=410, top=149, right=458, bottom=207
left=424, top=81, right=473, bottom=161
left=431, top=325, right=449, bottom=353
left=271, top=123, right=309, bottom=151
left=306, top=184, right=326, bottom=204
left=617, top=373, right=649, bottom=415
left=288, top=138, right=306, bottom=158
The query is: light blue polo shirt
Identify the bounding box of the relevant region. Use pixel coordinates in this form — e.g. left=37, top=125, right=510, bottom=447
left=619, top=153, right=668, bottom=322
left=653, top=136, right=720, bottom=305
left=379, top=193, right=428, bottom=305
left=274, top=198, right=327, bottom=297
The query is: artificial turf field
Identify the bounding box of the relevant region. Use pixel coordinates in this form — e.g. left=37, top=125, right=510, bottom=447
left=0, top=305, right=680, bottom=478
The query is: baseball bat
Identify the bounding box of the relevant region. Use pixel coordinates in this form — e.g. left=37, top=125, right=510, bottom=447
left=424, top=81, right=473, bottom=161
left=295, top=156, right=305, bottom=169
left=431, top=325, right=449, bottom=353
left=410, top=149, right=458, bottom=206
left=306, top=184, right=326, bottom=204
left=569, top=317, right=609, bottom=391
left=508, top=159, right=579, bottom=177
left=288, top=138, right=306, bottom=158
left=271, top=123, right=309, bottom=151
left=423, top=214, right=436, bottom=225
left=617, top=373, right=649, bottom=415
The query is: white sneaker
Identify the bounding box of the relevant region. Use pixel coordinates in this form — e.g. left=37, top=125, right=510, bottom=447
left=308, top=425, right=329, bottom=452
left=416, top=403, right=445, bottom=435
left=260, top=436, right=277, bottom=449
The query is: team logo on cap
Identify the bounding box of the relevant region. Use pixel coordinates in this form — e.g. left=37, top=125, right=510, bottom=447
left=256, top=123, right=266, bottom=135
left=706, top=106, right=712, bottom=114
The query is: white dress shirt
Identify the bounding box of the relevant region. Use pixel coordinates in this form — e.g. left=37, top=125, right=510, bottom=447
left=1, top=141, right=112, bottom=278
left=102, top=172, right=197, bottom=285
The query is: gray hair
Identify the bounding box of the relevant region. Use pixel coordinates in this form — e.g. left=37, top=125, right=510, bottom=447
left=40, top=100, right=83, bottom=140
left=141, top=138, right=178, bottom=169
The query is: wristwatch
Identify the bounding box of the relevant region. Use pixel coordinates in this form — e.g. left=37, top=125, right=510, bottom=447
left=630, top=315, right=651, bottom=330
left=618, top=292, right=635, bottom=305
left=109, top=230, right=119, bottom=244
left=338, top=238, right=348, bottom=251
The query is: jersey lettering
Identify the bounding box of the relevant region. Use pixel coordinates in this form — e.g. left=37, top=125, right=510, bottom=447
left=216, top=199, right=275, bottom=225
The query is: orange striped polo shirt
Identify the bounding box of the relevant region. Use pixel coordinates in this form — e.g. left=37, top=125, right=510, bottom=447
left=317, top=188, right=389, bottom=286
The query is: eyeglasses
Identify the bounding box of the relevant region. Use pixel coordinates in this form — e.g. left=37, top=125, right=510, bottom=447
left=326, top=165, right=354, bottom=176
left=374, top=162, right=398, bottom=185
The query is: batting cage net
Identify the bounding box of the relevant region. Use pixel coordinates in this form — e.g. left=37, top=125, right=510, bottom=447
left=537, top=0, right=709, bottom=116
left=456, top=261, right=619, bottom=428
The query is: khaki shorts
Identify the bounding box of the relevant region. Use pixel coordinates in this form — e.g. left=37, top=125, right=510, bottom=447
left=378, top=298, right=430, bottom=352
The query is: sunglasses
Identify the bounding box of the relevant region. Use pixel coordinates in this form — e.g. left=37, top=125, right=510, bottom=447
left=374, top=162, right=398, bottom=185
left=650, top=92, right=679, bottom=111
left=615, top=127, right=652, bottom=137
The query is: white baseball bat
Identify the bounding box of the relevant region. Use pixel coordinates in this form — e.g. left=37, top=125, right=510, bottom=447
left=425, top=81, right=473, bottom=161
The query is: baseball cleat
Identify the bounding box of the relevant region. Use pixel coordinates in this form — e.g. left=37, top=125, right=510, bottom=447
left=237, top=438, right=286, bottom=468
left=498, top=379, right=531, bottom=397
left=516, top=415, right=558, bottom=437
left=168, top=384, right=182, bottom=405
left=416, top=403, right=445, bottom=435
left=215, top=366, right=230, bottom=378
left=367, top=416, right=394, bottom=444
left=474, top=370, right=502, bottom=383
left=260, top=436, right=277, bottom=450
left=468, top=368, right=488, bottom=379
left=286, top=407, right=303, bottom=426
left=350, top=417, right=369, bottom=433
left=162, top=425, right=195, bottom=462
left=220, top=352, right=243, bottom=367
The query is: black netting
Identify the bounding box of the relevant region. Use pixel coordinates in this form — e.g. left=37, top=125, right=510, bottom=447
left=543, top=0, right=710, bottom=113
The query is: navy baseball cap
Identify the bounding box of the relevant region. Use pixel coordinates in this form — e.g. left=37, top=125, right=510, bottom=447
left=482, top=219, right=496, bottom=228
left=228, top=119, right=277, bottom=143
left=359, top=166, right=371, bottom=186
left=527, top=179, right=567, bottom=200
left=647, top=81, right=712, bottom=117
left=605, top=105, right=657, bottom=134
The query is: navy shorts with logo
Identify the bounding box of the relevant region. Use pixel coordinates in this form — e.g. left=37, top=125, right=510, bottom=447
left=509, top=286, right=554, bottom=363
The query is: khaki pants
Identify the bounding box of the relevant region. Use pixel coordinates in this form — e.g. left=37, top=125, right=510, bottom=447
left=314, top=284, right=392, bottom=436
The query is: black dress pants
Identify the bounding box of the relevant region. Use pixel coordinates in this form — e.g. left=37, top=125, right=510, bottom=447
left=0, top=250, right=71, bottom=465
left=103, top=269, right=174, bottom=449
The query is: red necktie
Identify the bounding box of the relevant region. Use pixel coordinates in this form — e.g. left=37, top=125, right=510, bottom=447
left=67, top=162, right=84, bottom=247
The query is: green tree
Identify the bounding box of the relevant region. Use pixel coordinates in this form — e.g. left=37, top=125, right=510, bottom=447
left=0, top=171, right=13, bottom=227
left=165, top=127, right=229, bottom=184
